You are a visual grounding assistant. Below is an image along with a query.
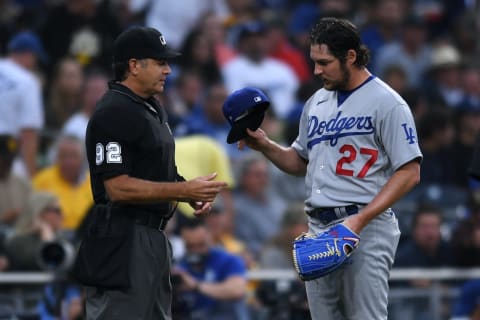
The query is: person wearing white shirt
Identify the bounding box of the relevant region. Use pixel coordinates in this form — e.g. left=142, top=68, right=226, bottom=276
left=0, top=31, right=46, bottom=178
left=222, top=21, right=299, bottom=120
left=128, top=0, right=229, bottom=50
left=62, top=70, right=109, bottom=141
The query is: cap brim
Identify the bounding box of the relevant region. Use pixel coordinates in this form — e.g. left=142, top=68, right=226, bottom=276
left=226, top=106, right=268, bottom=144
left=153, top=47, right=181, bottom=59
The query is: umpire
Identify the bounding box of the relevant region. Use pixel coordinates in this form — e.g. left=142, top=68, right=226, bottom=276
left=74, top=26, right=227, bottom=320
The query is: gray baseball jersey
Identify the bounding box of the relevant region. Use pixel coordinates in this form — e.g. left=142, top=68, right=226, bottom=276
left=292, top=76, right=422, bottom=211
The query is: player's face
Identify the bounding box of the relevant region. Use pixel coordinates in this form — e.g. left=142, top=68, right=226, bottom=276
left=135, top=58, right=171, bottom=96
left=310, top=44, right=351, bottom=91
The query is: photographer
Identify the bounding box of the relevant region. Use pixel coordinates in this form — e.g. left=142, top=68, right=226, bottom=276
left=4, top=191, right=82, bottom=320
left=5, top=191, right=71, bottom=271
left=173, top=218, right=249, bottom=320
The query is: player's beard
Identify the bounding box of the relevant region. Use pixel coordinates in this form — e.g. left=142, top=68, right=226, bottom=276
left=323, top=62, right=351, bottom=91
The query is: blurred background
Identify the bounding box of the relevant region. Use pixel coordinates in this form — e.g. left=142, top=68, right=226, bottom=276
left=0, top=0, right=479, bottom=319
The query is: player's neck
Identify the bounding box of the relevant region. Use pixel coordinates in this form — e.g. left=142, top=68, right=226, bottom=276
left=346, top=68, right=372, bottom=91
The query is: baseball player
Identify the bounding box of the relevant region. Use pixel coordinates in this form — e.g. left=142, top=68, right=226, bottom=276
left=239, top=17, right=422, bottom=319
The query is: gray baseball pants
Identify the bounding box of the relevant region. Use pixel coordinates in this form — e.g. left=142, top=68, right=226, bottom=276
left=306, top=210, right=401, bottom=320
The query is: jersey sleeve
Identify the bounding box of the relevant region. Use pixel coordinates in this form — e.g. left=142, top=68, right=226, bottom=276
left=379, top=103, right=423, bottom=171
left=87, top=106, right=146, bottom=180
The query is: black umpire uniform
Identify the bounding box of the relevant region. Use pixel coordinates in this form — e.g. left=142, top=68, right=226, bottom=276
left=74, top=27, right=184, bottom=320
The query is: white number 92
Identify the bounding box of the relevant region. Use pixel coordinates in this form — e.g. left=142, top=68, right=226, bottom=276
left=96, top=142, right=122, bottom=165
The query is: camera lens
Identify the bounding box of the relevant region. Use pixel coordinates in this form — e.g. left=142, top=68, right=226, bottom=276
left=37, top=240, right=75, bottom=272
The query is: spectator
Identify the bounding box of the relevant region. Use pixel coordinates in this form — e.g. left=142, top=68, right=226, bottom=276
left=450, top=201, right=480, bottom=267
left=450, top=279, right=480, bottom=320
left=459, top=65, right=480, bottom=111
left=39, top=0, right=122, bottom=73
left=233, top=153, right=286, bottom=258
left=167, top=70, right=204, bottom=119
left=32, top=135, right=93, bottom=232
left=382, top=64, right=409, bottom=94
left=175, top=29, right=222, bottom=86
left=62, top=68, right=109, bottom=141
left=255, top=203, right=310, bottom=320
left=199, top=12, right=237, bottom=68
left=128, top=0, right=229, bottom=50
left=4, top=190, right=82, bottom=320
left=174, top=135, right=235, bottom=226
left=173, top=218, right=249, bottom=320
left=424, top=43, right=464, bottom=109
left=0, top=135, right=32, bottom=236
left=204, top=198, right=254, bottom=268
left=258, top=202, right=308, bottom=269
left=222, top=20, right=299, bottom=120
left=417, top=109, right=456, bottom=186
left=394, top=202, right=453, bottom=320
left=37, top=281, right=83, bottom=320
left=374, top=14, right=432, bottom=88
left=264, top=15, right=311, bottom=84
left=400, top=88, right=430, bottom=122
left=449, top=108, right=480, bottom=189
left=360, top=0, right=406, bottom=72
left=175, top=83, right=247, bottom=160
left=0, top=30, right=46, bottom=178
left=395, top=203, right=453, bottom=275
left=4, top=191, right=65, bottom=270
left=44, top=57, right=84, bottom=131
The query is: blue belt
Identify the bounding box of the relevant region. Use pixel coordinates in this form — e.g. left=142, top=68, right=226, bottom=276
left=307, top=205, right=360, bottom=225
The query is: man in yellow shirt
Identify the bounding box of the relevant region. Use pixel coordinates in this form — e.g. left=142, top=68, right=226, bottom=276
left=33, top=135, right=93, bottom=230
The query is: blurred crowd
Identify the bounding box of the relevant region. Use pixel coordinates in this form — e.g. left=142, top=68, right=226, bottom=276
left=0, top=0, right=480, bottom=319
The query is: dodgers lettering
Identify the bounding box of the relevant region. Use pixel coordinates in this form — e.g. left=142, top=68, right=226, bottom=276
left=307, top=111, right=375, bottom=148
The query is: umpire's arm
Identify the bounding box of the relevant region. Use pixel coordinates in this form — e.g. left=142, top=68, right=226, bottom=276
left=104, top=173, right=227, bottom=204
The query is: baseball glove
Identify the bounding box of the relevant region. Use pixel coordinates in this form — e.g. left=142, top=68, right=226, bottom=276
left=292, top=224, right=360, bottom=281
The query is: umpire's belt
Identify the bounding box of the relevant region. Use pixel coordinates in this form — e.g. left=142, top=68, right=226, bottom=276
left=132, top=211, right=168, bottom=231
left=307, top=205, right=360, bottom=225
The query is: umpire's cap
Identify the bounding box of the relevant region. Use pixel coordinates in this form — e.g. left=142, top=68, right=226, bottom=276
left=223, top=87, right=270, bottom=144
left=113, top=26, right=180, bottom=63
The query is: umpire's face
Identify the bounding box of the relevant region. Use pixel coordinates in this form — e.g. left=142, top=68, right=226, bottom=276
left=128, top=58, right=171, bottom=97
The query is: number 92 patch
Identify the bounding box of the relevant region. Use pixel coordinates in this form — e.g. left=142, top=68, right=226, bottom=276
left=96, top=142, right=122, bottom=165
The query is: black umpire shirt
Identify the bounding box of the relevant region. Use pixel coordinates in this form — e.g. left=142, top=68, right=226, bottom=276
left=85, top=81, right=182, bottom=216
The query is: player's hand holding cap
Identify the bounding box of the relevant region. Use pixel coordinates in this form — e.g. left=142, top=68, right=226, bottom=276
left=222, top=87, right=270, bottom=144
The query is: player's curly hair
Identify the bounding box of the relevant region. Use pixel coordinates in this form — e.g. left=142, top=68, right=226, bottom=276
left=310, top=17, right=370, bottom=68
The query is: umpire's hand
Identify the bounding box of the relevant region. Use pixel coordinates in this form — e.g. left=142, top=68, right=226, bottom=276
left=190, top=201, right=212, bottom=217
left=184, top=172, right=227, bottom=204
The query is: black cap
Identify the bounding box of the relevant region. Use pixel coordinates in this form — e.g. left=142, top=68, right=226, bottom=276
left=113, top=26, right=181, bottom=63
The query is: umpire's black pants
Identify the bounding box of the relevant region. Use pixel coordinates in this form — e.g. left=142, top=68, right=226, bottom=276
left=85, top=224, right=172, bottom=320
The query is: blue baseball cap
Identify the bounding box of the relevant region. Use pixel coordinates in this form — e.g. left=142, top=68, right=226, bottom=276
left=222, top=87, right=270, bottom=144
left=7, top=31, right=48, bottom=64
